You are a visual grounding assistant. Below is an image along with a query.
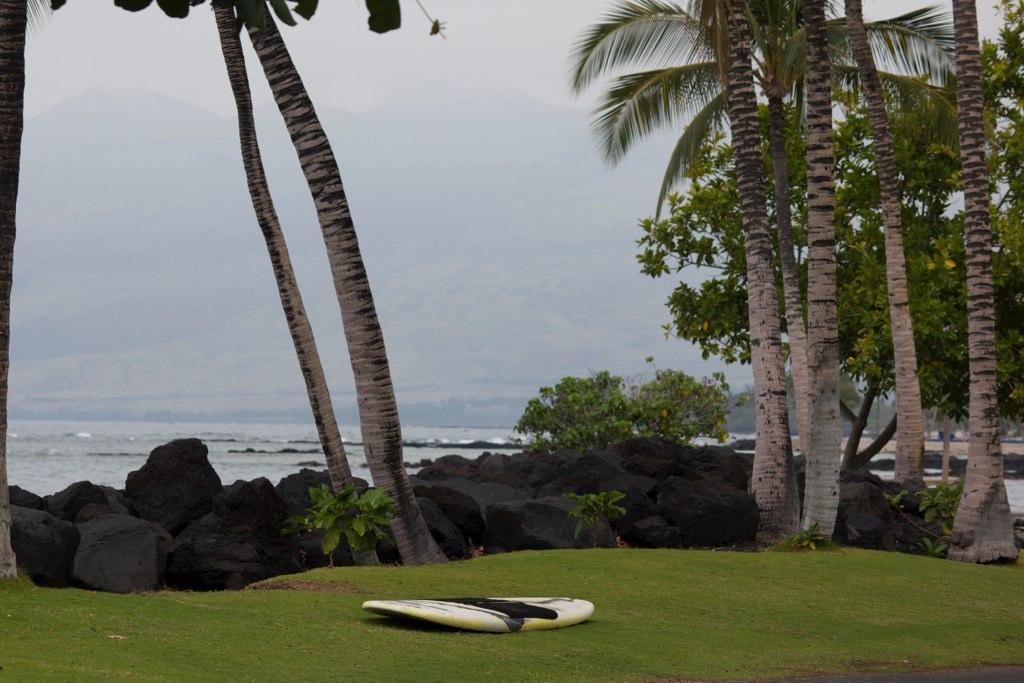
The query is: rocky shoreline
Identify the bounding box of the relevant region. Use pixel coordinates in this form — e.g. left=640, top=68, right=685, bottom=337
left=8, top=437, right=1024, bottom=594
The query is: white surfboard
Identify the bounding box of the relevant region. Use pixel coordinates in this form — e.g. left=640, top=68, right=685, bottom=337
left=362, top=597, right=594, bottom=633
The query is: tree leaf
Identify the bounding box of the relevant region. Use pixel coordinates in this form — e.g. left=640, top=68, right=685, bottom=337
left=365, top=0, right=400, bottom=34
left=293, top=0, right=319, bottom=20
left=268, top=0, right=297, bottom=26
left=155, top=0, right=190, bottom=18
left=114, top=0, right=154, bottom=11
left=321, top=527, right=342, bottom=555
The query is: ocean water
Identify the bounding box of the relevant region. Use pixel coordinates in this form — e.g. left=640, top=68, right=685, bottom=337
left=5, top=420, right=517, bottom=496
left=870, top=454, right=1023, bottom=513
left=5, top=420, right=1021, bottom=513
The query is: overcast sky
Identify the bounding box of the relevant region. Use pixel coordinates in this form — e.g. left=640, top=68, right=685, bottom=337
left=25, top=0, right=1004, bottom=118
left=11, top=0, right=1008, bottom=423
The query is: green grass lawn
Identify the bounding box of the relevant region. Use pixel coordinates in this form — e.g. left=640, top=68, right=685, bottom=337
left=1, top=549, right=1022, bottom=682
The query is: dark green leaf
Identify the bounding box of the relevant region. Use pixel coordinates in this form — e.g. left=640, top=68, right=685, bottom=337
left=269, top=0, right=297, bottom=26
left=155, top=0, right=189, bottom=18
left=114, top=0, right=154, bottom=11
left=366, top=0, right=400, bottom=34
left=293, top=0, right=318, bottom=20
left=237, top=0, right=266, bottom=30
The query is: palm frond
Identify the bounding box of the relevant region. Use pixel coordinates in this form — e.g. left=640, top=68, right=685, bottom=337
left=832, top=65, right=958, bottom=145
left=593, top=62, right=722, bottom=165
left=27, top=0, right=52, bottom=34
left=569, top=0, right=712, bottom=94
left=655, top=92, right=727, bottom=217
left=863, top=6, right=955, bottom=84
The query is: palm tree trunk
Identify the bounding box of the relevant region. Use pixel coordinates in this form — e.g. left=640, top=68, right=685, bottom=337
left=214, top=8, right=353, bottom=493
left=941, top=415, right=950, bottom=484
left=947, top=0, right=1018, bottom=563
left=246, top=16, right=446, bottom=565
left=845, top=0, right=926, bottom=488
left=800, top=0, right=842, bottom=536
left=0, top=0, right=26, bottom=579
left=766, top=93, right=812, bottom=449
left=724, top=2, right=799, bottom=541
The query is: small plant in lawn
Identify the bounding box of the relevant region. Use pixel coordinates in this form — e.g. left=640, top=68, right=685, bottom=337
left=284, top=485, right=396, bottom=566
left=777, top=523, right=834, bottom=551
left=565, top=491, right=626, bottom=547
left=919, top=537, right=949, bottom=558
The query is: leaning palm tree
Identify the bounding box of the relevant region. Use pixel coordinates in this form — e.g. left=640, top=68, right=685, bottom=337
left=946, top=0, right=1019, bottom=563
left=245, top=14, right=446, bottom=565
left=799, top=0, right=841, bottom=534
left=844, top=0, right=954, bottom=487
left=0, top=0, right=47, bottom=579
left=213, top=7, right=354, bottom=495
left=719, top=0, right=800, bottom=540
left=570, top=0, right=954, bottom=455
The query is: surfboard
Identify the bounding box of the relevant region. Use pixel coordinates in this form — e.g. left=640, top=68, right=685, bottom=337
left=362, top=597, right=594, bottom=633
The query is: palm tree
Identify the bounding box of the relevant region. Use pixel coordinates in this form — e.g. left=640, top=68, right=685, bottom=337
left=213, top=8, right=354, bottom=494
left=721, top=0, right=800, bottom=540
left=844, top=0, right=955, bottom=487
left=946, top=0, right=1019, bottom=563
left=799, top=0, right=841, bottom=534
left=570, top=0, right=954, bottom=458
left=245, top=15, right=446, bottom=565
left=0, top=0, right=26, bottom=580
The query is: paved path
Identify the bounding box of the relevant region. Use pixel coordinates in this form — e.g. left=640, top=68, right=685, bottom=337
left=757, top=667, right=1024, bottom=682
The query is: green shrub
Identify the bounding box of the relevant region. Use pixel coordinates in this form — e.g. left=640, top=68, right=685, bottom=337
left=918, top=481, right=963, bottom=537
left=883, top=490, right=908, bottom=510
left=514, top=363, right=730, bottom=452
left=776, top=523, right=835, bottom=551
left=882, top=481, right=964, bottom=553
left=565, top=491, right=627, bottom=547
left=919, top=537, right=949, bottom=559
left=284, top=484, right=396, bottom=566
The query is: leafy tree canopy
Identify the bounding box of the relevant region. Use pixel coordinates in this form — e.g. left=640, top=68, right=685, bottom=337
left=515, top=364, right=731, bottom=452
left=984, top=0, right=1024, bottom=419
left=637, top=92, right=1024, bottom=421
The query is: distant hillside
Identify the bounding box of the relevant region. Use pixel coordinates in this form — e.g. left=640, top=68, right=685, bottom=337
left=11, top=89, right=740, bottom=424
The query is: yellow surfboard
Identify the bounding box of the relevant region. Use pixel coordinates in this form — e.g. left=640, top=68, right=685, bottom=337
left=362, top=597, right=594, bottom=633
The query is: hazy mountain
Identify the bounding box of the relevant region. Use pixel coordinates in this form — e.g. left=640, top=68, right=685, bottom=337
left=11, top=88, right=738, bottom=426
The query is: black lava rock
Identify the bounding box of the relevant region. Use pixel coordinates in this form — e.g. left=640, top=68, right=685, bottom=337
left=655, top=476, right=759, bottom=547
left=482, top=496, right=614, bottom=553
left=125, top=439, right=222, bottom=534
left=10, top=506, right=80, bottom=587
left=167, top=477, right=302, bottom=590
left=72, top=514, right=174, bottom=593
left=9, top=485, right=44, bottom=511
